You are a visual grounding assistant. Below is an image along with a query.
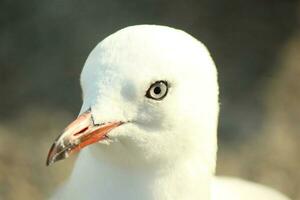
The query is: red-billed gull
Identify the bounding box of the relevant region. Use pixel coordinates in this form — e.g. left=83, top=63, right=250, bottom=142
left=47, top=25, right=290, bottom=200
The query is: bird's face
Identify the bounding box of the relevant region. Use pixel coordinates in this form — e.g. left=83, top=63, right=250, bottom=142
left=47, top=25, right=219, bottom=168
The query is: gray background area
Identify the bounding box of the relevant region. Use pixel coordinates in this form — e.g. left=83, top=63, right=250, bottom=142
left=0, top=0, right=299, bottom=199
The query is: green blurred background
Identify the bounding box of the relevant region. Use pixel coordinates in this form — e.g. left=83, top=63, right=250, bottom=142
left=0, top=0, right=299, bottom=199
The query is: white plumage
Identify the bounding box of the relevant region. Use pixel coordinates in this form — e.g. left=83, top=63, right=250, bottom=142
left=49, top=25, right=290, bottom=200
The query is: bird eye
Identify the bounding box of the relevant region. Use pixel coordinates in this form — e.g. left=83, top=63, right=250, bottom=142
left=145, top=81, right=168, bottom=100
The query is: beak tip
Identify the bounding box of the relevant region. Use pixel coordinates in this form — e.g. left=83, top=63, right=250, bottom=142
left=46, top=160, right=51, bottom=166
left=46, top=142, right=60, bottom=166
left=46, top=153, right=60, bottom=166
left=46, top=143, right=55, bottom=166
left=46, top=142, right=70, bottom=166
left=46, top=153, right=54, bottom=166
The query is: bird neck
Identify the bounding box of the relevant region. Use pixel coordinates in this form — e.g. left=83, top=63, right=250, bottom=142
left=65, top=149, right=214, bottom=200
left=151, top=157, right=214, bottom=200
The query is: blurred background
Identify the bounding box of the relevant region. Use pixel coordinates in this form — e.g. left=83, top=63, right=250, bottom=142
left=0, top=0, right=299, bottom=199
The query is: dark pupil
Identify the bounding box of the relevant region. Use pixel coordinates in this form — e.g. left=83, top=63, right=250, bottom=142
left=153, top=86, right=161, bottom=95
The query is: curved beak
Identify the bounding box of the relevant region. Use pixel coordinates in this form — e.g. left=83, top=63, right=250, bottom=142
left=46, top=109, right=123, bottom=166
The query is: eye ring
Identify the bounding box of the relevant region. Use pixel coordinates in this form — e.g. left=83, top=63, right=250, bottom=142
left=145, top=81, right=169, bottom=100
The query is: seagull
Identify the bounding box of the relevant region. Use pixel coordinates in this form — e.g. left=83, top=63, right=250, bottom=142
left=47, top=25, right=290, bottom=200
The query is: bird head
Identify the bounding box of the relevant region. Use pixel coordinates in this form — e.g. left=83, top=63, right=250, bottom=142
left=47, top=25, right=219, bottom=171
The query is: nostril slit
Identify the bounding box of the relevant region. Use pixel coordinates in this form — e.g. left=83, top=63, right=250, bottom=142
left=74, top=127, right=88, bottom=136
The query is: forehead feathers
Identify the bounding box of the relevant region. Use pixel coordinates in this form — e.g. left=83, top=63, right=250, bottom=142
left=80, top=25, right=218, bottom=110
